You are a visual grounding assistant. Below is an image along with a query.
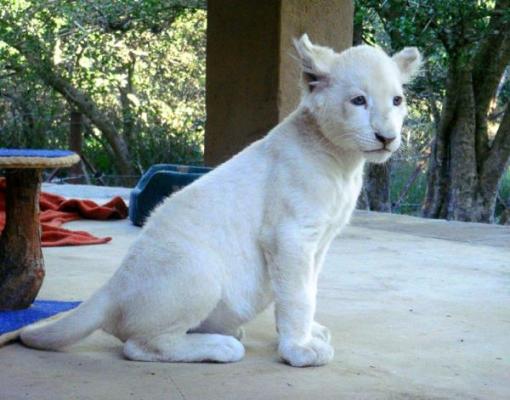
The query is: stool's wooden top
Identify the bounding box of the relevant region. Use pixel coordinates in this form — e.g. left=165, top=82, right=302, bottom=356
left=0, top=149, right=80, bottom=169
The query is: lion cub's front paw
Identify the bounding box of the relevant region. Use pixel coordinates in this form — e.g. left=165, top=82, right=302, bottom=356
left=278, top=338, right=334, bottom=367
left=311, top=322, right=331, bottom=344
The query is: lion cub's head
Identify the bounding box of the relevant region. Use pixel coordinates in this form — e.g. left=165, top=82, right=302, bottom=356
left=294, top=34, right=422, bottom=164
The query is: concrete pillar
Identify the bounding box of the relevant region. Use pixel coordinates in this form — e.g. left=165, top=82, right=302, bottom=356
left=205, top=0, right=353, bottom=166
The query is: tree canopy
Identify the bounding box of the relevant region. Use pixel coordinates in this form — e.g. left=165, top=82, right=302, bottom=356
left=0, top=0, right=207, bottom=179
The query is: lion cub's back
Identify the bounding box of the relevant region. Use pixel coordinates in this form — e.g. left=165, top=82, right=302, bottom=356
left=144, top=139, right=272, bottom=255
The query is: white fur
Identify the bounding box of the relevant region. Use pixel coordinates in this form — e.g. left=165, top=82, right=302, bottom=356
left=20, top=35, right=421, bottom=367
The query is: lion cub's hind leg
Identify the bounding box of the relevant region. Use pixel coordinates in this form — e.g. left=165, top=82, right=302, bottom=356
left=123, top=333, right=245, bottom=363
left=116, top=247, right=245, bottom=363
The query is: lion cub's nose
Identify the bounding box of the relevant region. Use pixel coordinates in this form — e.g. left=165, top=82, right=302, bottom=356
left=374, top=132, right=396, bottom=145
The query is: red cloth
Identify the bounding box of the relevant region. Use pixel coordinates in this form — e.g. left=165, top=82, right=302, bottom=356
left=0, top=178, right=128, bottom=247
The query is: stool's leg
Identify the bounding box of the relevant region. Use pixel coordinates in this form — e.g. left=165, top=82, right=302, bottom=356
left=0, top=169, right=45, bottom=310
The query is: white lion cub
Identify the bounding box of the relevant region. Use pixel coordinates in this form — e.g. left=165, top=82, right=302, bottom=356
left=21, top=35, right=421, bottom=367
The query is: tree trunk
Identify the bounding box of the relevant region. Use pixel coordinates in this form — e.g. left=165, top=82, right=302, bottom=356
left=69, top=110, right=84, bottom=180
left=364, top=162, right=392, bottom=212
left=119, top=53, right=137, bottom=145
left=477, top=104, right=510, bottom=222
left=423, top=63, right=479, bottom=221
left=446, top=68, right=478, bottom=220
left=423, top=57, right=510, bottom=223
left=423, top=66, right=456, bottom=219
left=0, top=170, right=45, bottom=310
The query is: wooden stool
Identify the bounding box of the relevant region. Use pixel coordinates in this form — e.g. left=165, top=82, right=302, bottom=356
left=0, top=149, right=80, bottom=310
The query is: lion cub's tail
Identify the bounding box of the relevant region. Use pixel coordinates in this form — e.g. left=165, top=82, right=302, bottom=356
left=20, top=288, right=112, bottom=350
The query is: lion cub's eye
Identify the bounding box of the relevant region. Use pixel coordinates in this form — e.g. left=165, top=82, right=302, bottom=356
left=351, top=96, right=366, bottom=106
left=393, top=96, right=403, bottom=106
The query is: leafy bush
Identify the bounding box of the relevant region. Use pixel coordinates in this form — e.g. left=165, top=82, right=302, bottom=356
left=0, top=2, right=206, bottom=178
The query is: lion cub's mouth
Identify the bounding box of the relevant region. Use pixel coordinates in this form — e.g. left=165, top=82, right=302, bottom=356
left=363, top=148, right=392, bottom=154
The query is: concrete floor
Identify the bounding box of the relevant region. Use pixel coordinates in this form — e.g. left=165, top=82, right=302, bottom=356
left=1, top=185, right=509, bottom=399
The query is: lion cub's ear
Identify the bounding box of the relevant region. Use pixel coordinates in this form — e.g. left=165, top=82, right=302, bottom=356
left=293, top=34, right=335, bottom=92
left=392, top=47, right=422, bottom=84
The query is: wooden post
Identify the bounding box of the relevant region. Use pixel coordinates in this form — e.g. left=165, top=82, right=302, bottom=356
left=0, top=169, right=45, bottom=310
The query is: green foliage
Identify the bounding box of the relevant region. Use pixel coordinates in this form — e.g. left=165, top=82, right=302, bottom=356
left=356, top=0, right=498, bottom=55
left=0, top=0, right=207, bottom=176
left=390, top=162, right=428, bottom=215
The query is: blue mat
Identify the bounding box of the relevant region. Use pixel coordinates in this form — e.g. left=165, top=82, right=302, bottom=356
left=0, top=148, right=76, bottom=158
left=0, top=300, right=81, bottom=339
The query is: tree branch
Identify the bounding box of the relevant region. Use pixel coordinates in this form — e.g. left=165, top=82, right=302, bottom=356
left=0, top=20, right=134, bottom=175
left=472, top=0, right=510, bottom=165
left=481, top=104, right=510, bottom=192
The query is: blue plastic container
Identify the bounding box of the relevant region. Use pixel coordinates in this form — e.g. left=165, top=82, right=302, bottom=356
left=129, top=164, right=212, bottom=226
